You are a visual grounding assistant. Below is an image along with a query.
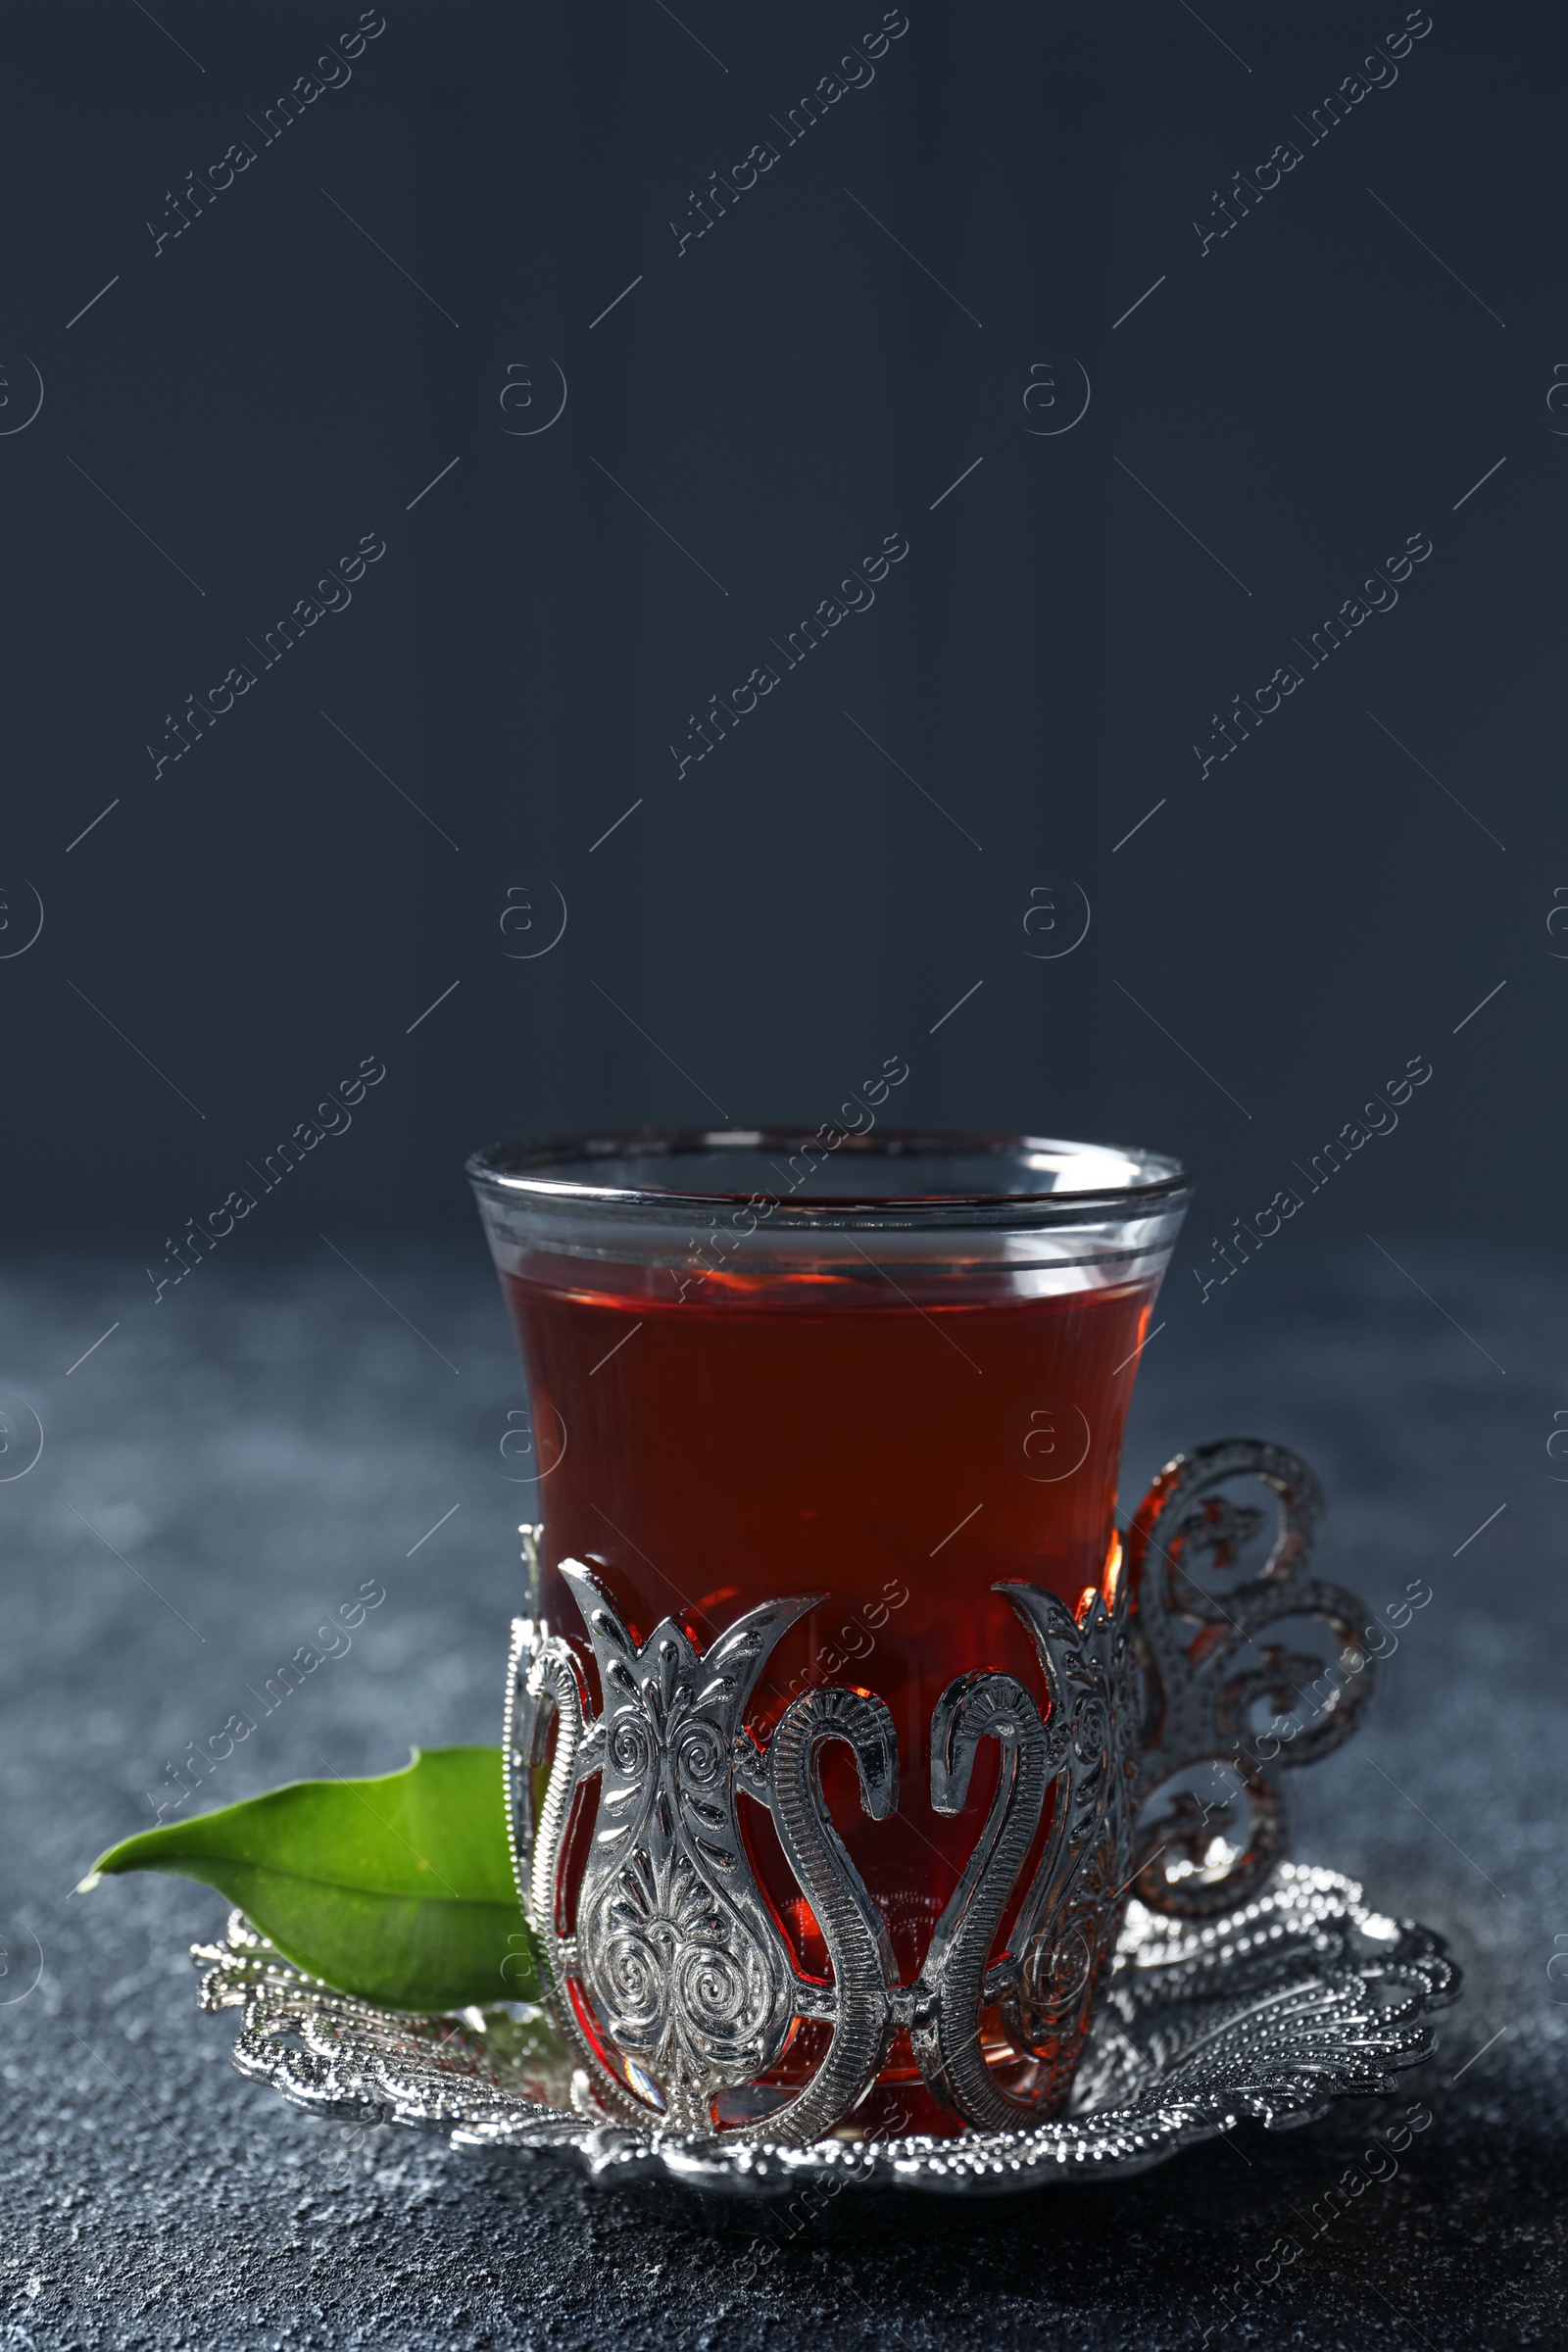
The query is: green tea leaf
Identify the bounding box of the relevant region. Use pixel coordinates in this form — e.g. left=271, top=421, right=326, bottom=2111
left=86, top=1745, right=538, bottom=2013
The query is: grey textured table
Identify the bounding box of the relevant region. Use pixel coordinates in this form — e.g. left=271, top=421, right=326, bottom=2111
left=2, top=1241, right=1564, bottom=2349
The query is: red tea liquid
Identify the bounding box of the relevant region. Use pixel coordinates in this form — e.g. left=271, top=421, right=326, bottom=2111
left=504, top=1262, right=1156, bottom=2132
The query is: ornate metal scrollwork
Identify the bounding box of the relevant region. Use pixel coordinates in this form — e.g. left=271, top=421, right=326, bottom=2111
left=504, top=1435, right=1379, bottom=2143
left=506, top=1560, right=902, bottom=2141
left=1126, top=1438, right=1378, bottom=1916
left=909, top=1572, right=1141, bottom=2129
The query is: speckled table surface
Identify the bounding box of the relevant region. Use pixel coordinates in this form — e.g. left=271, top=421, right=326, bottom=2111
left=2, top=1241, right=1563, bottom=2350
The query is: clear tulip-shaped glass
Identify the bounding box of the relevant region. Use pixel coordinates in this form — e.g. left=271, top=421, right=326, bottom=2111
left=470, top=1126, right=1191, bottom=2138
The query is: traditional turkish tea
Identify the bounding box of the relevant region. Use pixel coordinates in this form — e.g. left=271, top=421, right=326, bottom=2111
left=472, top=1130, right=1188, bottom=2137
left=503, top=1272, right=1154, bottom=2132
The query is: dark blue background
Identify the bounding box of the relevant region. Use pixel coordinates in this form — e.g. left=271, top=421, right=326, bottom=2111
left=2, top=1, right=1553, bottom=1266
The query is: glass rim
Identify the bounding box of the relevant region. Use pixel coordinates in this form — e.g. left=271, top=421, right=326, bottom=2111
left=466, top=1126, right=1191, bottom=1232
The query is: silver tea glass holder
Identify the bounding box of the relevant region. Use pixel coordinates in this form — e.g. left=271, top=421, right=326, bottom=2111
left=191, top=1438, right=1458, bottom=2193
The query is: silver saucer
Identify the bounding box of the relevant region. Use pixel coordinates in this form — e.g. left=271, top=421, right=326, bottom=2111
left=192, top=1861, right=1457, bottom=2198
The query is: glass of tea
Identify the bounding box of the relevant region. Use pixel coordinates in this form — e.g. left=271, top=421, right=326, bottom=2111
left=469, top=1124, right=1192, bottom=2140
